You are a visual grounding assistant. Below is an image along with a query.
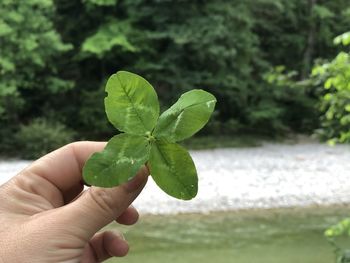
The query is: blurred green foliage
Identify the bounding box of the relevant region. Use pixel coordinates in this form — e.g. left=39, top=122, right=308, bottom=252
left=1, top=0, right=350, bottom=157
left=312, top=32, right=350, bottom=144
left=15, top=118, right=75, bottom=159
left=325, top=218, right=350, bottom=263
left=263, top=66, right=319, bottom=134
left=0, top=0, right=73, bottom=154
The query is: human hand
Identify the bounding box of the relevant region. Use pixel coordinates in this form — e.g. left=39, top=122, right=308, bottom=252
left=0, top=142, right=148, bottom=263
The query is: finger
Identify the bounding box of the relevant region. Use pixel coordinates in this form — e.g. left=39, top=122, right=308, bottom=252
left=57, top=166, right=148, bottom=239
left=23, top=141, right=106, bottom=202
left=116, top=205, right=139, bottom=225
left=81, top=231, right=129, bottom=263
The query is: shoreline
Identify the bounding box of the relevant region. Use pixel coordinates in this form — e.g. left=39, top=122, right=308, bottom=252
left=137, top=202, right=350, bottom=217
left=1, top=142, right=350, bottom=215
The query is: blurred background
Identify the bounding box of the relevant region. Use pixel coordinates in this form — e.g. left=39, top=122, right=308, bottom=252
left=1, top=0, right=350, bottom=262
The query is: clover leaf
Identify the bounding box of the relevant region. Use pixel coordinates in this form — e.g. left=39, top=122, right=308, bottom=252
left=83, top=71, right=216, bottom=200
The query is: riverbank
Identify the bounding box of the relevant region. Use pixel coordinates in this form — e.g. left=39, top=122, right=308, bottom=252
left=1, top=142, right=350, bottom=214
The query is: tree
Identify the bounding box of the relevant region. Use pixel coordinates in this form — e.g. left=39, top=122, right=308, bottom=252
left=312, top=32, right=350, bottom=144
left=0, top=0, right=72, bottom=151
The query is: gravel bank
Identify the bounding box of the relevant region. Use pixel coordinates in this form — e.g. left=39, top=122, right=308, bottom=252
left=1, top=143, right=349, bottom=214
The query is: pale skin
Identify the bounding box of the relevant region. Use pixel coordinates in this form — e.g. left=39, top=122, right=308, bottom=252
left=0, top=141, right=149, bottom=263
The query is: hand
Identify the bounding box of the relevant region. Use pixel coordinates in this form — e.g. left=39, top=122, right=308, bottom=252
left=0, top=142, right=148, bottom=263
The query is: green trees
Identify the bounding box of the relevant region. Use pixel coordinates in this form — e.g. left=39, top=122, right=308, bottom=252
left=123, top=1, right=260, bottom=133
left=1, top=0, right=350, bottom=157
left=0, top=0, right=72, bottom=153
left=312, top=32, right=350, bottom=144
left=63, top=0, right=350, bottom=137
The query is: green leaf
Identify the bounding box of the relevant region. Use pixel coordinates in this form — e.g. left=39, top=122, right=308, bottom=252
left=83, top=0, right=118, bottom=6
left=81, top=19, right=136, bottom=58
left=83, top=133, right=150, bottom=187
left=334, top=32, right=350, bottom=46
left=324, top=78, right=333, bottom=89
left=105, top=71, right=160, bottom=135
left=83, top=71, right=216, bottom=199
left=154, top=89, right=216, bottom=142
left=149, top=140, right=198, bottom=200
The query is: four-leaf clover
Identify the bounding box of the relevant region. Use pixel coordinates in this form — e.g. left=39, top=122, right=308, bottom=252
left=83, top=71, right=216, bottom=200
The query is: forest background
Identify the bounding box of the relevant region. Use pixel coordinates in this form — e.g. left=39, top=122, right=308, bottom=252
left=1, top=0, right=350, bottom=158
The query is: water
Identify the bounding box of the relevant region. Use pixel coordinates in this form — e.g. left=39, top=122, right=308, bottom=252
left=107, top=206, right=350, bottom=263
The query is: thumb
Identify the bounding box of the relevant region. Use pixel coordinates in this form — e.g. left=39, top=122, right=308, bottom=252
left=57, top=166, right=148, bottom=239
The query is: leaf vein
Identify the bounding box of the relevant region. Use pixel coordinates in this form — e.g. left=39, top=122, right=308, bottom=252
left=117, top=75, right=149, bottom=132
left=156, top=143, right=191, bottom=196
